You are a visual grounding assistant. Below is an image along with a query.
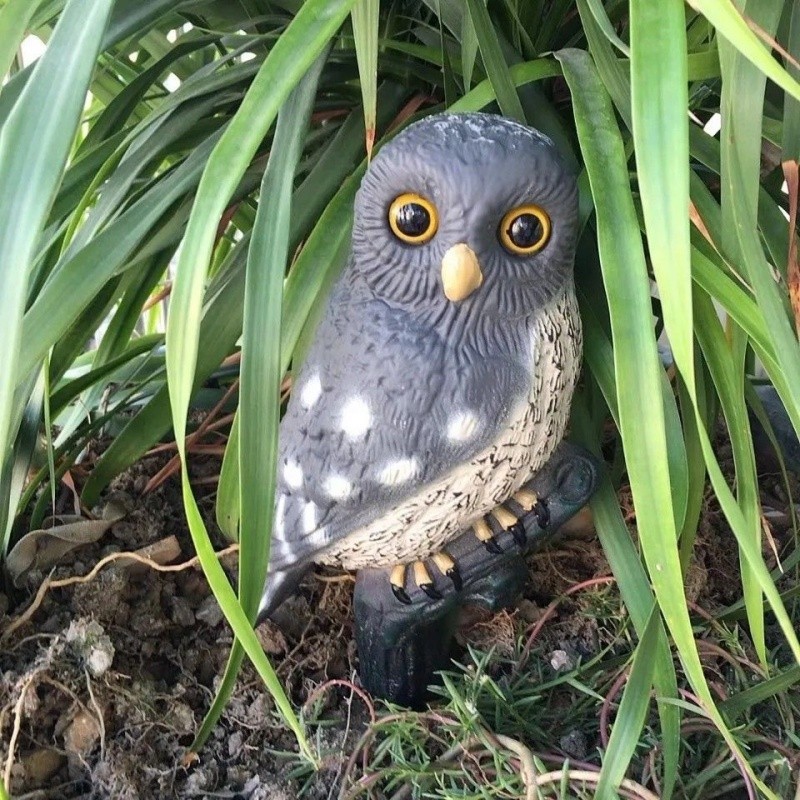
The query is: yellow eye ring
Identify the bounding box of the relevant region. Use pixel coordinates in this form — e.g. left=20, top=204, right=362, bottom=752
left=498, top=204, right=551, bottom=255
left=388, top=193, right=438, bottom=244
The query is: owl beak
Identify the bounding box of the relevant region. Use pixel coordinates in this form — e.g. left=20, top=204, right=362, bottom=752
left=441, top=243, right=484, bottom=302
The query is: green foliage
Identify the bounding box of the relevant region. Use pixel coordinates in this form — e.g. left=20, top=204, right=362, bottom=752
left=0, top=0, right=799, bottom=796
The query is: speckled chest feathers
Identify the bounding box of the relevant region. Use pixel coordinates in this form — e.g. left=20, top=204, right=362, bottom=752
left=268, top=112, right=582, bottom=574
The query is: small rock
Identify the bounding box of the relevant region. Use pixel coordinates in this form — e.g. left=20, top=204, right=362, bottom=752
left=196, top=595, right=224, bottom=627
left=517, top=599, right=542, bottom=624
left=170, top=596, right=195, bottom=627
left=65, top=619, right=114, bottom=677
left=63, top=709, right=102, bottom=757
left=549, top=649, right=573, bottom=671
left=560, top=729, right=588, bottom=760
left=228, top=730, right=244, bottom=758
left=20, top=747, right=65, bottom=787
left=256, top=622, right=287, bottom=656
left=168, top=702, right=195, bottom=734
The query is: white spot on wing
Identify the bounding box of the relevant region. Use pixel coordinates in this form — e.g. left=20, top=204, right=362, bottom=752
left=377, top=457, right=419, bottom=486
left=323, top=474, right=352, bottom=500
left=302, top=501, right=317, bottom=534
left=306, top=527, right=329, bottom=548
left=274, top=494, right=286, bottom=538
left=447, top=410, right=479, bottom=442
left=340, top=396, right=372, bottom=439
left=299, top=373, right=322, bottom=409
left=283, top=459, right=303, bottom=489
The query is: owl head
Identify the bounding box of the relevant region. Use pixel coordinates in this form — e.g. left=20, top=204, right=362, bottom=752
left=349, top=112, right=578, bottom=323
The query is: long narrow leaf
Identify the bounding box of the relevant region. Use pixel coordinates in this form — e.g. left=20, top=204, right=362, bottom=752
left=557, top=47, right=779, bottom=799
left=191, top=50, right=327, bottom=754
left=350, top=0, right=379, bottom=155
left=0, top=0, right=41, bottom=81
left=0, top=0, right=113, bottom=548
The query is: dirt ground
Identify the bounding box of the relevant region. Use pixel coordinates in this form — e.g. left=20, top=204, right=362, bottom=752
left=1, top=440, right=798, bottom=799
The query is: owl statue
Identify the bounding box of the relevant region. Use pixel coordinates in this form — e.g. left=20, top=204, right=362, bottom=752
left=258, top=112, right=581, bottom=619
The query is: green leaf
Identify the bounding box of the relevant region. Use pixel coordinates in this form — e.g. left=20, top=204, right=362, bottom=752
left=216, top=411, right=240, bottom=542
left=166, top=0, right=355, bottom=439
left=0, top=0, right=42, bottom=81
left=460, top=3, right=479, bottom=89
left=463, top=0, right=525, bottom=122
left=596, top=609, right=660, bottom=797
left=630, top=0, right=694, bottom=394
left=191, top=48, right=328, bottom=755
left=557, top=46, right=778, bottom=798
left=350, top=0, right=379, bottom=155
left=0, top=0, right=113, bottom=541
left=689, top=0, right=800, bottom=101
left=166, top=0, right=357, bottom=758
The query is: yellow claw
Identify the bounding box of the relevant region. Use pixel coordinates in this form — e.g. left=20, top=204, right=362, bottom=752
left=432, top=550, right=463, bottom=590
left=490, top=506, right=518, bottom=529
left=472, top=518, right=494, bottom=542
left=390, top=563, right=411, bottom=604
left=431, top=551, right=456, bottom=575
left=512, top=488, right=539, bottom=512
left=413, top=560, right=442, bottom=599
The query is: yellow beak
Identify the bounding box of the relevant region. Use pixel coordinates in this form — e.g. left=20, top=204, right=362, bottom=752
left=440, top=243, right=483, bottom=302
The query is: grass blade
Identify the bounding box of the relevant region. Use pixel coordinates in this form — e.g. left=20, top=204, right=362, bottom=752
left=595, top=609, right=660, bottom=797
left=630, top=0, right=694, bottom=394
left=166, top=0, right=355, bottom=438
left=216, top=410, right=240, bottom=542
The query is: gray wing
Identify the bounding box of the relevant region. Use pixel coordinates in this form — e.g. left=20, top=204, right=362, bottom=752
left=266, top=281, right=531, bottom=582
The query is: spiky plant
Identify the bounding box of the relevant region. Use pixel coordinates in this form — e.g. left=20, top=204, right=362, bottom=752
left=0, top=1, right=799, bottom=797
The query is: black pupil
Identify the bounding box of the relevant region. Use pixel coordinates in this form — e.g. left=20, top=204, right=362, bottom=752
left=396, top=202, right=430, bottom=238
left=508, top=213, right=543, bottom=249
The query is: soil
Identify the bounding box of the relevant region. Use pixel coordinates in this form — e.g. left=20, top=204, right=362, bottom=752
left=1, top=441, right=798, bottom=799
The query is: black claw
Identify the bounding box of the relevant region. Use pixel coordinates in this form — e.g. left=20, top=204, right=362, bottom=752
left=509, top=521, right=526, bottom=547
left=392, top=584, right=412, bottom=605
left=483, top=537, right=503, bottom=555
left=446, top=566, right=463, bottom=591
left=534, top=499, right=550, bottom=529
left=420, top=582, right=442, bottom=600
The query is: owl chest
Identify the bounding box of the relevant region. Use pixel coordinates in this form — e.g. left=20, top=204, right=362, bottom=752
left=465, top=297, right=580, bottom=500
left=319, top=288, right=582, bottom=569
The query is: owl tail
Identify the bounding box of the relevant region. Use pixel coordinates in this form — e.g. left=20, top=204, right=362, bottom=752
left=256, top=565, right=309, bottom=624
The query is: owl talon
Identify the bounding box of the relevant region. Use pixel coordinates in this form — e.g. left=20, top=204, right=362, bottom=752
left=390, top=564, right=412, bottom=604
left=491, top=505, right=525, bottom=549
left=534, top=499, right=550, bottom=529
left=413, top=561, right=442, bottom=600
left=473, top=518, right=500, bottom=554
left=484, top=537, right=504, bottom=555
left=419, top=582, right=442, bottom=600
left=432, top=551, right=463, bottom=591
left=446, top=565, right=463, bottom=591
left=392, top=584, right=412, bottom=604
left=509, top=521, right=526, bottom=548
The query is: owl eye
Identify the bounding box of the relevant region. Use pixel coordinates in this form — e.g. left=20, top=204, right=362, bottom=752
left=499, top=205, right=551, bottom=255
left=388, top=193, right=438, bottom=244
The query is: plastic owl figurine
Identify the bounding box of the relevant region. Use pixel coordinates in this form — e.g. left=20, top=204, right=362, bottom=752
left=258, top=112, right=581, bottom=619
